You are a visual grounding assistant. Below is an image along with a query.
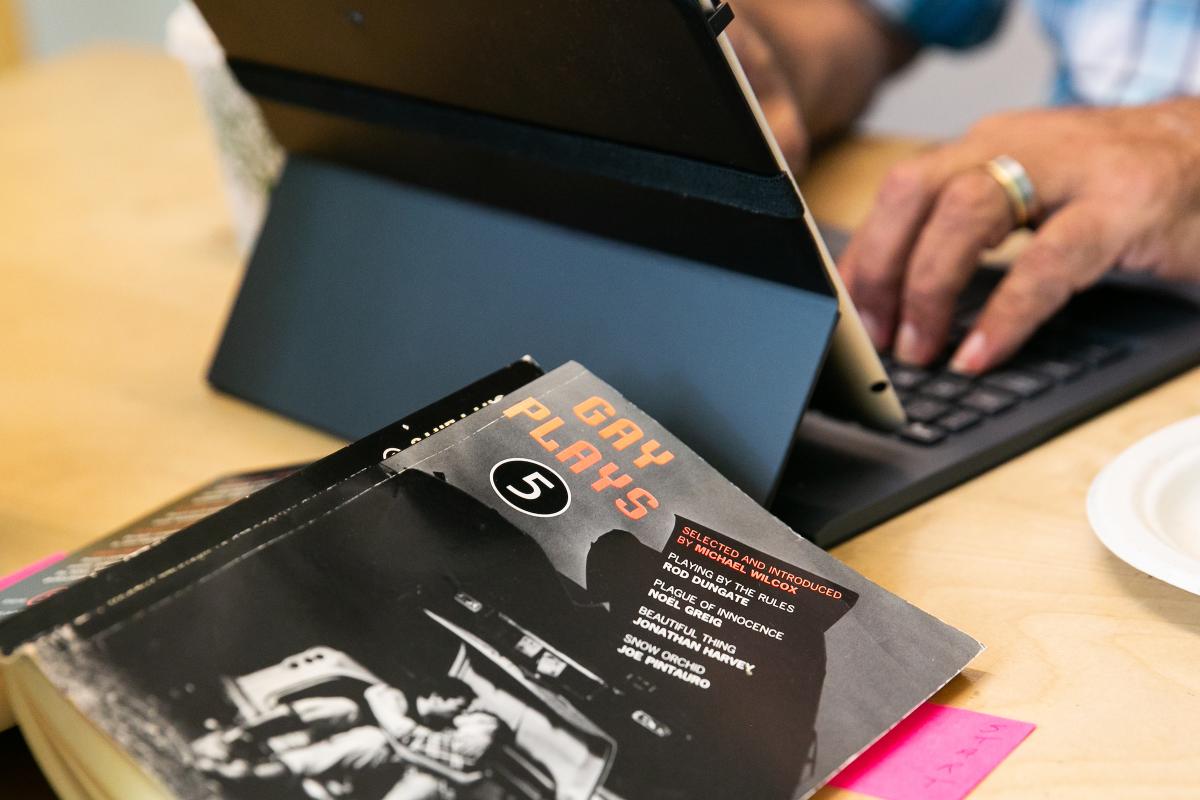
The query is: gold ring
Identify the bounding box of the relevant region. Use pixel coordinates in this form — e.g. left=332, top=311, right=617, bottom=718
left=983, top=155, right=1038, bottom=227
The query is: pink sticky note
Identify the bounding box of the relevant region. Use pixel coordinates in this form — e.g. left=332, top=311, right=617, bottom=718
left=829, top=703, right=1035, bottom=800
left=0, top=552, right=68, bottom=592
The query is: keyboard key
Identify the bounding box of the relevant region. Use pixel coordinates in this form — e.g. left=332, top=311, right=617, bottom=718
left=1029, top=330, right=1129, bottom=364
left=981, top=370, right=1052, bottom=399
left=901, top=422, right=947, bottom=446
left=960, top=387, right=1017, bottom=415
left=1078, top=340, right=1130, bottom=367
left=904, top=397, right=950, bottom=423
left=1027, top=358, right=1085, bottom=383
left=938, top=408, right=982, bottom=433
left=890, top=365, right=930, bottom=391
left=920, top=375, right=972, bottom=401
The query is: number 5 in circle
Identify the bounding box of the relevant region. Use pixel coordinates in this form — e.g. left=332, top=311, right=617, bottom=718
left=490, top=458, right=572, bottom=517
left=507, top=471, right=554, bottom=500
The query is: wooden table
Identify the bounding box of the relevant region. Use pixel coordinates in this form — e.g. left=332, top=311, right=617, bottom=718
left=2, top=48, right=1198, bottom=799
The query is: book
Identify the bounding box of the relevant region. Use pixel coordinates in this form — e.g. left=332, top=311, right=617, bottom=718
left=3, top=362, right=980, bottom=799
left=0, top=467, right=296, bottom=731
left=0, top=359, right=545, bottom=735
left=0, top=468, right=298, bottom=625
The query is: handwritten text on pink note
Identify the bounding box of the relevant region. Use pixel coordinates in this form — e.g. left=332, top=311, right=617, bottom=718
left=829, top=703, right=1035, bottom=800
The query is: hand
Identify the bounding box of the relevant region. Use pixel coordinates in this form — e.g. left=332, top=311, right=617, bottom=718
left=838, top=99, right=1200, bottom=374
left=725, top=10, right=811, bottom=172
left=726, top=0, right=908, bottom=175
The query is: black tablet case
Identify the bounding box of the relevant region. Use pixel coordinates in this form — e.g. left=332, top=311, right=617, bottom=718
left=199, top=0, right=840, bottom=503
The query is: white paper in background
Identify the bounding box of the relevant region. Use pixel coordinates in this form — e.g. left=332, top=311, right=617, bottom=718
left=165, top=2, right=284, bottom=255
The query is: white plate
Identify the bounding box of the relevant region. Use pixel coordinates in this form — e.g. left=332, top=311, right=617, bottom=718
left=1087, top=416, right=1200, bottom=595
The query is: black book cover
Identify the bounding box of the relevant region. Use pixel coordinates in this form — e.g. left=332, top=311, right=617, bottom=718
left=18, top=363, right=980, bottom=799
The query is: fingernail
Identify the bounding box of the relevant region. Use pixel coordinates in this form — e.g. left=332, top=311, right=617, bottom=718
left=859, top=311, right=887, bottom=349
left=895, top=321, right=924, bottom=364
left=951, top=331, right=989, bottom=374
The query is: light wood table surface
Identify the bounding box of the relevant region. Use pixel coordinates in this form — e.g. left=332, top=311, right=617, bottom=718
left=2, top=48, right=1198, bottom=799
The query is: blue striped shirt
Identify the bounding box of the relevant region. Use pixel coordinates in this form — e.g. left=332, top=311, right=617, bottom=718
left=868, top=0, right=1200, bottom=105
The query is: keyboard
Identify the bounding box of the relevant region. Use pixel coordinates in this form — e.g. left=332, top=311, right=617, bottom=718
left=888, top=319, right=1131, bottom=447
left=781, top=224, right=1200, bottom=548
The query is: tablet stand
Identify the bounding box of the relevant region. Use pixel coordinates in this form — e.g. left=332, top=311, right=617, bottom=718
left=208, top=42, right=839, bottom=503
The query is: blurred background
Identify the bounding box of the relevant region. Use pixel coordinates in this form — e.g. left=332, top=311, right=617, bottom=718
left=0, top=0, right=1053, bottom=138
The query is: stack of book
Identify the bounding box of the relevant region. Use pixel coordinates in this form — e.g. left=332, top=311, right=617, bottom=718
left=1, top=361, right=979, bottom=800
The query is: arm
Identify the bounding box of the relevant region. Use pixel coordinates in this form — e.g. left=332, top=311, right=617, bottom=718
left=364, top=684, right=417, bottom=740
left=729, top=0, right=917, bottom=169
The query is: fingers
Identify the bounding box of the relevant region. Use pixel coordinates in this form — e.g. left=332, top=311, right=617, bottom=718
left=894, top=169, right=1015, bottom=364
left=950, top=202, right=1123, bottom=374
left=839, top=143, right=994, bottom=351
